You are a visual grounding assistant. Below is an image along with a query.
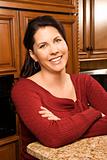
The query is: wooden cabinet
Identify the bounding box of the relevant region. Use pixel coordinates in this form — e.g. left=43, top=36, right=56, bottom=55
left=79, top=0, right=107, bottom=71
left=0, top=135, right=19, bottom=160
left=0, top=143, right=16, bottom=160
left=0, top=0, right=76, bottom=13
left=0, top=0, right=79, bottom=77
left=0, top=1, right=79, bottom=159
left=0, top=9, right=20, bottom=77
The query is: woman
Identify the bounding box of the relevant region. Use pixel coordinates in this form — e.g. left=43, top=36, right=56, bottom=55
left=11, top=15, right=107, bottom=160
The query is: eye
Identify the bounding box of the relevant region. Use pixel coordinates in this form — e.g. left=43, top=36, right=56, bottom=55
left=55, top=38, right=62, bottom=43
left=39, top=43, right=47, bottom=49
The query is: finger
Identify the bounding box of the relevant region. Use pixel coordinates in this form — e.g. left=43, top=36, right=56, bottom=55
left=39, top=110, right=52, bottom=115
left=39, top=107, right=52, bottom=114
left=39, top=110, right=46, bottom=114
left=40, top=106, right=48, bottom=110
left=48, top=117, right=61, bottom=121
left=40, top=106, right=51, bottom=112
left=39, top=107, right=61, bottom=120
left=40, top=112, right=61, bottom=120
left=41, top=114, right=54, bottom=118
left=40, top=112, right=58, bottom=118
left=41, top=114, right=50, bottom=118
left=39, top=111, right=53, bottom=118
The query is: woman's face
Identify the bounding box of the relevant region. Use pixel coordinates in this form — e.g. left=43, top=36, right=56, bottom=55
left=30, top=26, right=68, bottom=74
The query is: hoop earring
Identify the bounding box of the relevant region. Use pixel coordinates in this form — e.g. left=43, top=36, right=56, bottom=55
left=34, top=61, right=40, bottom=70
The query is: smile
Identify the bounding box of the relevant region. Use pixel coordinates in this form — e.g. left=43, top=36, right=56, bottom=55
left=50, top=56, right=62, bottom=64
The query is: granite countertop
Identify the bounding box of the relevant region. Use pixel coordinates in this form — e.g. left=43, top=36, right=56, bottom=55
left=27, top=135, right=107, bottom=160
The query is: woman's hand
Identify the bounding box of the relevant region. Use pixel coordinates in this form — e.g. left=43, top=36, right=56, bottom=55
left=101, top=113, right=105, bottom=117
left=39, top=106, right=61, bottom=121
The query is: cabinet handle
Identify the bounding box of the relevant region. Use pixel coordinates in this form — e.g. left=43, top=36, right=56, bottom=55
left=70, top=12, right=78, bottom=16
left=86, top=46, right=93, bottom=51
left=74, top=12, right=78, bottom=16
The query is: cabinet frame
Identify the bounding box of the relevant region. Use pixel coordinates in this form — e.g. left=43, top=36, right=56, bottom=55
left=79, top=0, right=107, bottom=71
left=0, top=9, right=20, bottom=77
left=0, top=0, right=76, bottom=13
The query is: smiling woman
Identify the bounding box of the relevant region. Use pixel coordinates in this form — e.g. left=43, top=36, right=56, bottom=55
left=11, top=15, right=107, bottom=160
left=29, top=26, right=68, bottom=74
left=20, top=15, right=68, bottom=78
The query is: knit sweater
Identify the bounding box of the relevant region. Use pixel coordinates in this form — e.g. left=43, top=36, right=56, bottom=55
left=11, top=74, right=107, bottom=160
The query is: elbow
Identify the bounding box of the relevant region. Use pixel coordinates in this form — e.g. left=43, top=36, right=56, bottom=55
left=43, top=139, right=64, bottom=148
left=40, top=136, right=70, bottom=148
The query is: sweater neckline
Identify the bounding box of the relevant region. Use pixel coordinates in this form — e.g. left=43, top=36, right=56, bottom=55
left=23, top=75, right=77, bottom=103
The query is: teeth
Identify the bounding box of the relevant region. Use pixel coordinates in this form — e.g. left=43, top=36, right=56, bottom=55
left=51, top=56, right=61, bottom=62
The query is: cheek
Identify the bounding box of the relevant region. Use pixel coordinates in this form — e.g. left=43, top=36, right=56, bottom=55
left=35, top=52, right=48, bottom=63
left=61, top=44, right=68, bottom=53
left=60, top=41, right=68, bottom=50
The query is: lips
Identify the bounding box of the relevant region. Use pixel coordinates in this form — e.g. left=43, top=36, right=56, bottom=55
left=49, top=56, right=62, bottom=64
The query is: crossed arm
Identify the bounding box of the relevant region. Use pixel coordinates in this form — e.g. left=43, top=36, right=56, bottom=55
left=11, top=76, right=107, bottom=148
left=39, top=106, right=105, bottom=121
left=39, top=106, right=61, bottom=121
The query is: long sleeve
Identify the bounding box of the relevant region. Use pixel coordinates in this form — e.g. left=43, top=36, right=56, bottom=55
left=85, top=75, right=107, bottom=115
left=39, top=108, right=101, bottom=147
left=11, top=79, right=102, bottom=148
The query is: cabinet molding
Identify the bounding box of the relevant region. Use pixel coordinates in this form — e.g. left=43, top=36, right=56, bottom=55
left=0, top=9, right=20, bottom=77
left=0, top=0, right=76, bottom=13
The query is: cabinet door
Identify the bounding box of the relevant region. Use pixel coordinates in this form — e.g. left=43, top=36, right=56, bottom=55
left=79, top=0, right=107, bottom=70
left=0, top=9, right=20, bottom=77
left=17, top=0, right=73, bottom=5
left=0, top=142, right=16, bottom=160
left=19, top=11, right=79, bottom=74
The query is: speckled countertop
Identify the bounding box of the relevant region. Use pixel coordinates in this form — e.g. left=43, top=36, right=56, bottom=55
left=27, top=135, right=107, bottom=160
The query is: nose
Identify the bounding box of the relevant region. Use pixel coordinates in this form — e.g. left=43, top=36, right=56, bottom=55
left=50, top=43, right=58, bottom=55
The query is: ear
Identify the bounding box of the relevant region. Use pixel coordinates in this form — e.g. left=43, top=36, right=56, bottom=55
left=29, top=49, right=38, bottom=62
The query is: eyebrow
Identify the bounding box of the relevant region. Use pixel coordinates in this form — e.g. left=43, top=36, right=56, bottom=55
left=37, top=41, right=46, bottom=47
left=54, top=35, right=62, bottom=39
left=37, top=35, right=62, bottom=46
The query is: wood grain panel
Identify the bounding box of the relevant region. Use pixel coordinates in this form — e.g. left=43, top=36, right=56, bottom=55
left=0, top=9, right=20, bottom=77
left=0, top=142, right=16, bottom=160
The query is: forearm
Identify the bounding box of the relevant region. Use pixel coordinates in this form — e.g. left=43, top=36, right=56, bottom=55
left=36, top=108, right=101, bottom=147
left=86, top=75, right=107, bottom=115
left=83, top=115, right=107, bottom=138
left=11, top=82, right=102, bottom=148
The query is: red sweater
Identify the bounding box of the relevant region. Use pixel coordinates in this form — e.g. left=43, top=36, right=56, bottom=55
left=11, top=74, right=107, bottom=160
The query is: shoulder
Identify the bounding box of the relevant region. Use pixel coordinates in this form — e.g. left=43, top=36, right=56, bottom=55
left=69, top=73, right=99, bottom=93
left=12, top=78, right=32, bottom=89
left=70, top=73, right=92, bottom=83
left=11, top=78, right=35, bottom=96
left=70, top=73, right=96, bottom=90
left=11, top=78, right=42, bottom=104
left=70, top=73, right=104, bottom=90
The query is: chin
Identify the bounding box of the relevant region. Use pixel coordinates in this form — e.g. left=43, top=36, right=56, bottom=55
left=52, top=67, right=65, bottom=73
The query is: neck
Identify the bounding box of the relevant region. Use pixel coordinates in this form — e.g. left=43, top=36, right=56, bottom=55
left=40, top=69, right=68, bottom=87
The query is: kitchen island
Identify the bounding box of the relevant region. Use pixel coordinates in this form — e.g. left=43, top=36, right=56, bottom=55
left=27, top=135, right=107, bottom=160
